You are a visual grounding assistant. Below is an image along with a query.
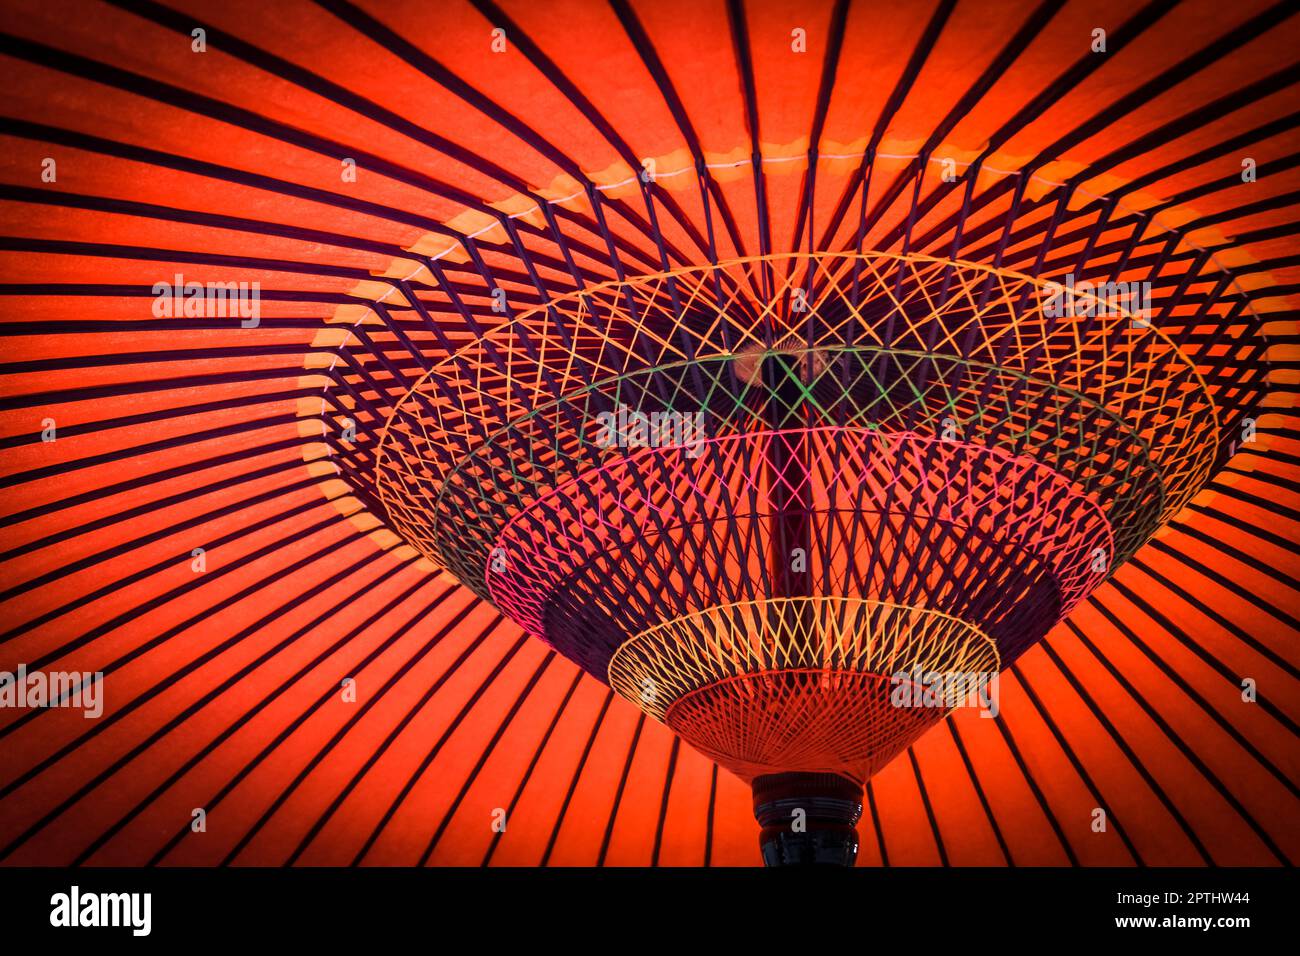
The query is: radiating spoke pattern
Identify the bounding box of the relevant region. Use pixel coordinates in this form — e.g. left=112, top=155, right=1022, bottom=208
left=0, top=0, right=1296, bottom=866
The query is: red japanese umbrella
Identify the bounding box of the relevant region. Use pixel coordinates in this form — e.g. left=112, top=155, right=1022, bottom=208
left=1, top=0, right=1297, bottom=866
